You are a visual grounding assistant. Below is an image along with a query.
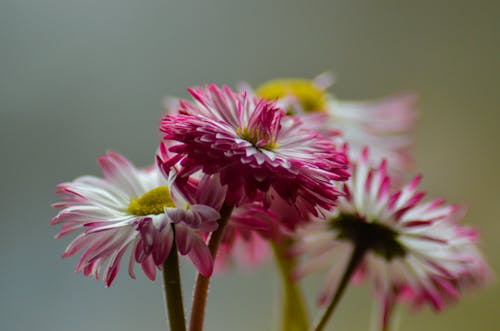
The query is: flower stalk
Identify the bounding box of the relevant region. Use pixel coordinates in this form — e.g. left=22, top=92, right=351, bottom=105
left=272, top=240, right=309, bottom=331
left=189, top=204, right=234, bottom=331
left=310, top=243, right=367, bottom=331
left=163, top=233, right=187, bottom=331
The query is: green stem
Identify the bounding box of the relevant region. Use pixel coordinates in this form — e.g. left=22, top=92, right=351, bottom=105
left=310, top=244, right=367, bottom=331
left=272, top=240, right=310, bottom=331
left=188, top=204, right=234, bottom=331
left=163, top=237, right=187, bottom=331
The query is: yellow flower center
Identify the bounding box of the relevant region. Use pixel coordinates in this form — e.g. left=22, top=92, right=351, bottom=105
left=128, top=186, right=175, bottom=216
left=237, top=126, right=279, bottom=150
left=256, top=79, right=328, bottom=114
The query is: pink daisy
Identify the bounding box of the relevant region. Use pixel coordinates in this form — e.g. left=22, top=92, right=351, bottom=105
left=327, top=94, right=417, bottom=178
left=51, top=151, right=224, bottom=286
left=159, top=84, right=349, bottom=216
left=293, top=148, right=490, bottom=328
left=252, top=74, right=417, bottom=178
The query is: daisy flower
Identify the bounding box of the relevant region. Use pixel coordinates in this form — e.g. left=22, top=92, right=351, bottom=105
left=254, top=75, right=417, bottom=177
left=159, top=84, right=349, bottom=216
left=293, top=148, right=490, bottom=328
left=51, top=151, right=223, bottom=286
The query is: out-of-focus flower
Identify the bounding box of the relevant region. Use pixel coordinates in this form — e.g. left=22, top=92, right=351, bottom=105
left=51, top=151, right=223, bottom=286
left=214, top=202, right=276, bottom=273
left=293, top=148, right=490, bottom=325
left=254, top=75, right=417, bottom=177
left=256, top=78, right=329, bottom=113
left=212, top=197, right=319, bottom=274
left=159, top=84, right=349, bottom=216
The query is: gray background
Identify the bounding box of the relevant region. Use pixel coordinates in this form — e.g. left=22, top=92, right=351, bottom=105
left=1, top=0, right=499, bottom=330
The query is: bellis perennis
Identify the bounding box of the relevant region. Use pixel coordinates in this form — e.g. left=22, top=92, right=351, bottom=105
left=159, top=84, right=349, bottom=215
left=293, top=148, right=490, bottom=329
left=50, top=76, right=491, bottom=331
left=51, top=151, right=224, bottom=286
left=255, top=75, right=417, bottom=178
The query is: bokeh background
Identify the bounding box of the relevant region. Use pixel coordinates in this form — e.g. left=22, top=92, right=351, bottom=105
left=1, top=1, right=499, bottom=330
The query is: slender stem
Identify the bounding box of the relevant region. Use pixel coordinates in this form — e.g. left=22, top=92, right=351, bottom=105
left=271, top=240, right=309, bottom=331
left=310, top=244, right=367, bottom=331
left=189, top=204, right=234, bottom=331
left=163, top=237, right=187, bottom=331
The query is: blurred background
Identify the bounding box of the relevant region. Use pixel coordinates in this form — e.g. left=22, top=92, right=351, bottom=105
left=1, top=0, right=499, bottom=330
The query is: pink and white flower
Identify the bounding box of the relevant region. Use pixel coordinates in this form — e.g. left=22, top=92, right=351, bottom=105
left=327, top=94, right=417, bottom=178
left=252, top=75, right=417, bottom=178
left=293, top=148, right=490, bottom=327
left=159, top=84, right=349, bottom=217
left=51, top=151, right=223, bottom=286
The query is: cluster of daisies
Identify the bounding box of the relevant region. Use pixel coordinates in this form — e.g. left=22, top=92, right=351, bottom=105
left=52, top=74, right=491, bottom=331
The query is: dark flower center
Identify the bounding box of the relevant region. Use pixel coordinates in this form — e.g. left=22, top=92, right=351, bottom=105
left=329, top=213, right=407, bottom=261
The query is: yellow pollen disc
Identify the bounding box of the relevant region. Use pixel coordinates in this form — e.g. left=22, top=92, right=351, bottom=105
left=237, top=126, right=278, bottom=150
left=256, top=79, right=327, bottom=113
left=128, top=186, right=175, bottom=216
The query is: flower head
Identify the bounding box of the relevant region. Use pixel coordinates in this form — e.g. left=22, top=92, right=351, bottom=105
left=254, top=75, right=417, bottom=177
left=159, top=84, right=349, bottom=216
left=256, top=78, right=329, bottom=113
left=293, top=148, right=490, bottom=319
left=51, top=151, right=223, bottom=286
left=328, top=94, right=417, bottom=178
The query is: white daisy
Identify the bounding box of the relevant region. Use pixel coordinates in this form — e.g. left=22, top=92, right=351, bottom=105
left=293, top=148, right=490, bottom=329
left=51, top=151, right=223, bottom=286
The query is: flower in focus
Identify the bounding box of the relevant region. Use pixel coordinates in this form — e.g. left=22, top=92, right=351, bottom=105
left=159, top=84, right=349, bottom=216
left=293, top=148, right=490, bottom=326
left=51, top=151, right=223, bottom=286
left=254, top=75, right=417, bottom=177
